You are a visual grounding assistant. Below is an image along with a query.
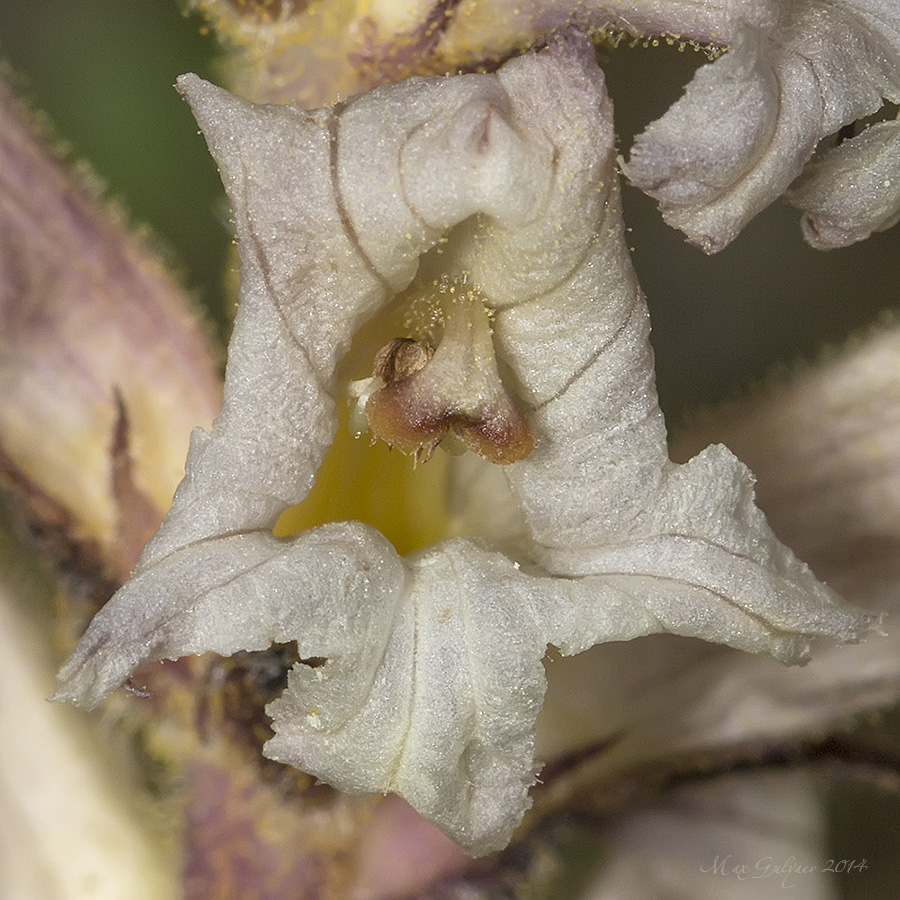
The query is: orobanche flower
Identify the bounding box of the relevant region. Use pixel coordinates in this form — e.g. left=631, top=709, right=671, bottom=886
left=0, top=75, right=220, bottom=586
left=55, top=32, right=876, bottom=855
left=788, top=116, right=900, bottom=250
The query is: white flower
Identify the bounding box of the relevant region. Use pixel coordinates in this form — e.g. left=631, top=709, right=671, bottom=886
left=788, top=116, right=900, bottom=249
left=622, top=0, right=900, bottom=251
left=54, top=32, right=874, bottom=856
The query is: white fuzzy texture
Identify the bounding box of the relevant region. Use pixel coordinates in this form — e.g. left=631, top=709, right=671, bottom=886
left=55, top=33, right=874, bottom=855
left=624, top=0, right=900, bottom=251
left=789, top=117, right=900, bottom=249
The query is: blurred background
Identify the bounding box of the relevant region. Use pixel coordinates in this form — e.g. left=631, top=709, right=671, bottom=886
left=0, top=0, right=228, bottom=334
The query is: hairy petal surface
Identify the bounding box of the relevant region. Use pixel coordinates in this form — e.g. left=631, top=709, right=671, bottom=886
left=625, top=0, right=900, bottom=251
left=789, top=117, right=900, bottom=249
left=538, top=319, right=900, bottom=794
left=189, top=0, right=739, bottom=108
left=195, top=1, right=900, bottom=250
left=56, top=34, right=874, bottom=855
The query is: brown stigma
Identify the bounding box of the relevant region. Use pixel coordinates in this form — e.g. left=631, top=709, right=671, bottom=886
left=364, top=290, right=534, bottom=465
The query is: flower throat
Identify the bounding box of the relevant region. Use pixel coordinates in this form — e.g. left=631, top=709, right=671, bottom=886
left=273, top=273, right=532, bottom=554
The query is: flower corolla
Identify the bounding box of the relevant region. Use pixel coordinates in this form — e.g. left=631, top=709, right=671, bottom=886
left=54, top=32, right=875, bottom=855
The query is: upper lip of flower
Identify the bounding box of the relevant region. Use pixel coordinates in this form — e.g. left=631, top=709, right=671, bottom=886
left=53, top=30, right=878, bottom=856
